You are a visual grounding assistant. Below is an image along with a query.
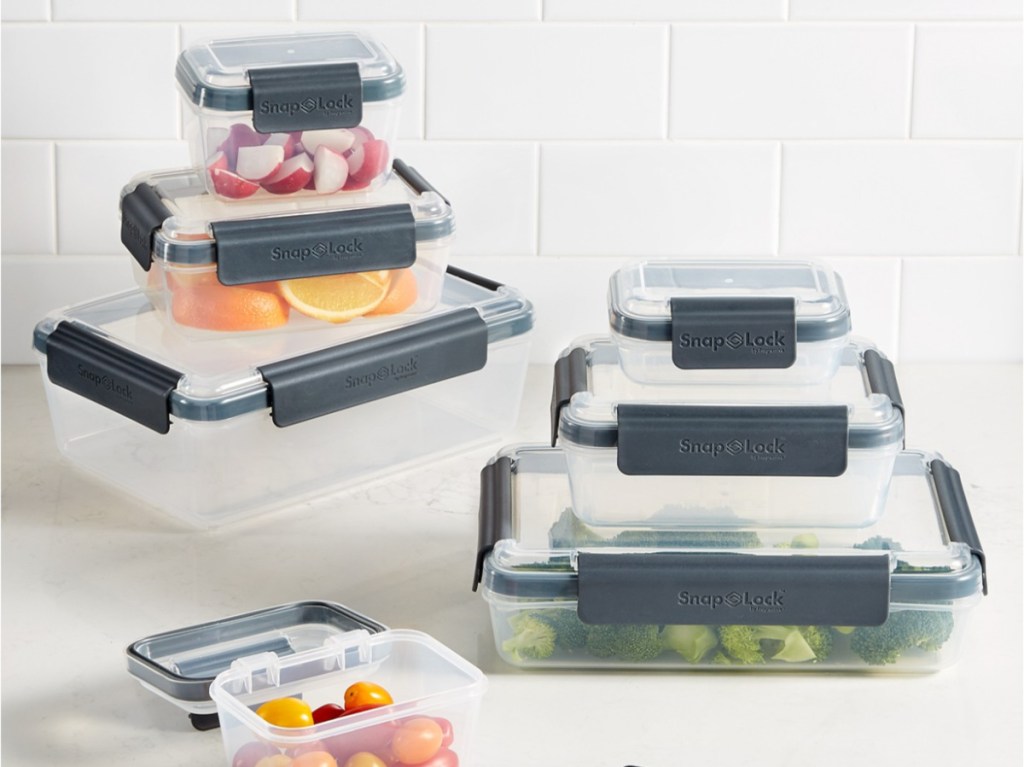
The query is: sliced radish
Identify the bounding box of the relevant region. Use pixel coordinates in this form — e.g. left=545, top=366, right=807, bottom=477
left=313, top=145, right=349, bottom=194
left=206, top=150, right=228, bottom=173
left=343, top=139, right=389, bottom=190
left=218, top=123, right=262, bottom=170
left=263, top=131, right=300, bottom=159
left=209, top=168, right=261, bottom=199
left=261, top=154, right=315, bottom=195
left=236, top=144, right=285, bottom=182
left=301, top=129, right=355, bottom=156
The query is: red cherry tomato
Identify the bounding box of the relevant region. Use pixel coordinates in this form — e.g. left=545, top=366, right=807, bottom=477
left=292, top=751, right=338, bottom=767
left=288, top=741, right=330, bottom=758
left=343, top=753, right=388, bottom=767
left=344, top=682, right=393, bottom=712
left=390, top=718, right=443, bottom=765
left=233, top=741, right=280, bottom=767
left=432, top=718, right=454, bottom=750
left=257, top=698, right=314, bottom=728
left=312, top=704, right=346, bottom=724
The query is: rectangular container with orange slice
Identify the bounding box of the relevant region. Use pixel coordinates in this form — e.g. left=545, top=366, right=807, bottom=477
left=32, top=267, right=533, bottom=527
left=120, top=160, right=452, bottom=338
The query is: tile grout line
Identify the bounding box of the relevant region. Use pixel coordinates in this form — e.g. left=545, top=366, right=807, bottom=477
left=893, top=257, right=904, bottom=362
left=420, top=24, right=428, bottom=139
left=50, top=141, right=59, bottom=254
left=293, top=0, right=299, bottom=22
left=663, top=24, right=672, bottom=139
left=774, top=142, right=784, bottom=256
left=534, top=143, right=543, bottom=257
left=906, top=24, right=917, bottom=138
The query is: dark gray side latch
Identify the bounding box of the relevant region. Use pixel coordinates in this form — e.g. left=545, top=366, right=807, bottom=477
left=931, top=459, right=987, bottom=595
left=670, top=296, right=797, bottom=370
left=550, top=347, right=588, bottom=446
left=120, top=183, right=172, bottom=271
left=473, top=456, right=513, bottom=591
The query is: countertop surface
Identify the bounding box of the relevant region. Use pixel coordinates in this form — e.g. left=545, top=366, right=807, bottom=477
left=2, top=362, right=1021, bottom=767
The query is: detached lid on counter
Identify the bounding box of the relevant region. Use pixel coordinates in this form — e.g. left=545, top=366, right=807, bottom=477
left=126, top=601, right=387, bottom=729
left=34, top=266, right=532, bottom=434
left=608, top=260, right=851, bottom=367
left=119, top=160, right=452, bottom=282
left=177, top=31, right=405, bottom=116
left=474, top=446, right=987, bottom=625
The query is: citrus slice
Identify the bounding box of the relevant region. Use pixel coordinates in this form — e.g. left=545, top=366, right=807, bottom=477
left=171, top=281, right=290, bottom=331
left=367, top=268, right=418, bottom=316
left=279, top=271, right=391, bottom=323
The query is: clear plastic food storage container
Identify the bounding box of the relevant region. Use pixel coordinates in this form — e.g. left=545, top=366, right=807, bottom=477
left=33, top=267, right=532, bottom=527
left=177, top=32, right=404, bottom=200
left=474, top=446, right=986, bottom=672
left=128, top=601, right=486, bottom=767
left=609, top=260, right=851, bottom=384
left=552, top=337, right=903, bottom=528
left=121, top=160, right=452, bottom=337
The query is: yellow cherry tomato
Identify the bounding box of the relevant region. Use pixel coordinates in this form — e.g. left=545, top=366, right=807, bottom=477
left=343, top=753, right=387, bottom=767
left=343, top=681, right=393, bottom=713
left=390, top=718, right=443, bottom=765
left=291, top=752, right=337, bottom=767
left=254, top=756, right=293, bottom=767
left=256, top=697, right=314, bottom=728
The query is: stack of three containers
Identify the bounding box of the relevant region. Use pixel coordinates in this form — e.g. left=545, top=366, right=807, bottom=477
left=33, top=31, right=534, bottom=766
left=476, top=260, right=987, bottom=672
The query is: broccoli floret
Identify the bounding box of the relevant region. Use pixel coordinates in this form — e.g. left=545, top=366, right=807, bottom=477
left=661, top=625, right=718, bottom=663
left=718, top=625, right=834, bottom=664
left=538, top=608, right=589, bottom=650
left=501, top=612, right=556, bottom=662
left=854, top=536, right=903, bottom=552
left=775, top=533, right=821, bottom=549
left=849, top=610, right=955, bottom=665
left=611, top=530, right=762, bottom=549
left=548, top=508, right=604, bottom=549
left=585, top=624, right=663, bottom=662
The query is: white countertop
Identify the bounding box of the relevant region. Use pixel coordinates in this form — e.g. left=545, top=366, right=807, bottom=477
left=2, top=362, right=1021, bottom=766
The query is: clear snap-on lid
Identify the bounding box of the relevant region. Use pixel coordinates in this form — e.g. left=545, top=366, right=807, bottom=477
left=177, top=31, right=405, bottom=113
left=119, top=160, right=452, bottom=273
left=553, top=337, right=903, bottom=452
left=609, top=260, right=851, bottom=344
left=126, top=601, right=387, bottom=727
left=474, top=446, right=987, bottom=615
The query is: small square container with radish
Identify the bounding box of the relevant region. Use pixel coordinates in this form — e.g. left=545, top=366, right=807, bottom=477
left=177, top=32, right=404, bottom=201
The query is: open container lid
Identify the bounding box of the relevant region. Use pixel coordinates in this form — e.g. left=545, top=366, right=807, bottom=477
left=553, top=337, right=904, bottom=454
left=609, top=260, right=851, bottom=345
left=126, top=601, right=387, bottom=729
left=34, top=266, right=532, bottom=433
left=177, top=31, right=405, bottom=114
left=120, top=160, right=452, bottom=278
left=475, top=446, right=987, bottom=626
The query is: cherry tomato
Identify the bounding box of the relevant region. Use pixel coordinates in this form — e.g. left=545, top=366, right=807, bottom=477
left=312, top=704, right=346, bottom=724
left=257, top=697, right=315, bottom=728
left=325, top=722, right=398, bottom=765
left=287, top=741, right=330, bottom=758
left=233, top=741, right=279, bottom=767
left=344, top=753, right=388, bottom=767
left=432, top=718, right=454, bottom=750
left=390, top=718, right=443, bottom=765
left=291, top=751, right=338, bottom=767
left=411, top=749, right=458, bottom=767
left=344, top=682, right=393, bottom=712
left=255, top=755, right=294, bottom=767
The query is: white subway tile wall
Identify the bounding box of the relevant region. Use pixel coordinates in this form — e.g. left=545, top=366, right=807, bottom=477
left=1, top=4, right=1021, bottom=364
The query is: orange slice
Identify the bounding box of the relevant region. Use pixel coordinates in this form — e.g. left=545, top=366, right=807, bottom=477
left=171, top=281, right=290, bottom=331
left=279, top=271, right=391, bottom=323
left=367, top=268, right=418, bottom=316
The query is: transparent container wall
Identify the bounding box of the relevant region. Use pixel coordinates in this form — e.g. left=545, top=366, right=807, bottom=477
left=485, top=597, right=978, bottom=672
left=561, top=440, right=900, bottom=528
left=212, top=631, right=483, bottom=767
left=609, top=260, right=850, bottom=385
left=131, top=236, right=451, bottom=339
left=36, top=333, right=529, bottom=528
left=180, top=33, right=403, bottom=201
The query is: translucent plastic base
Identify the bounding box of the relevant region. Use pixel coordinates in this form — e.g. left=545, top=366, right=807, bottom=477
left=39, top=335, right=529, bottom=528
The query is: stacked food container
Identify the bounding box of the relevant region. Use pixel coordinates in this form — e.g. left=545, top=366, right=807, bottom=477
left=475, top=260, right=986, bottom=672
left=32, top=31, right=520, bottom=764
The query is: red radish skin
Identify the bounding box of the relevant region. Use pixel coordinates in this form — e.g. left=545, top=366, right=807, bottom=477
left=343, top=139, right=389, bottom=190
left=210, top=168, right=261, bottom=199
left=301, top=128, right=356, bottom=156
left=236, top=144, right=285, bottom=182
left=263, top=131, right=301, bottom=159
left=313, top=145, right=349, bottom=194
left=261, top=154, right=315, bottom=195
left=218, top=123, right=263, bottom=170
